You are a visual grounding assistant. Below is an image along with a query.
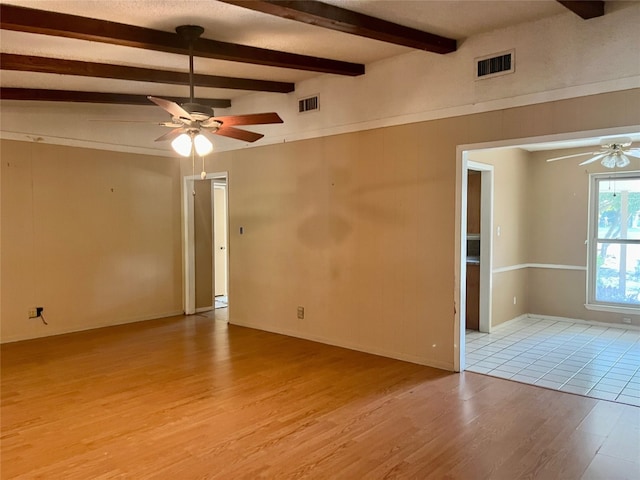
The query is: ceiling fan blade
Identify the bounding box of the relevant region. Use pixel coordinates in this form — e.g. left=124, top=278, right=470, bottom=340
left=546, top=151, right=601, bottom=162
left=206, top=112, right=283, bottom=127
left=89, top=119, right=183, bottom=127
left=213, top=126, right=264, bottom=142
left=578, top=153, right=608, bottom=166
left=154, top=128, right=184, bottom=142
left=626, top=148, right=640, bottom=159
left=148, top=96, right=193, bottom=121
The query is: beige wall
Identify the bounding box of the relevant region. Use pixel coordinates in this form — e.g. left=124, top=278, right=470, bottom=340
left=529, top=146, right=595, bottom=266
left=204, top=89, right=640, bottom=369
left=493, top=270, right=529, bottom=324
left=469, top=148, right=531, bottom=326
left=528, top=146, right=640, bottom=325
left=2, top=89, right=639, bottom=369
left=1, top=141, right=183, bottom=342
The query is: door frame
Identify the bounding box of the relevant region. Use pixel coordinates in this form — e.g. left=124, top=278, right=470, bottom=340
left=467, top=160, right=494, bottom=336
left=212, top=179, right=229, bottom=299
left=454, top=125, right=640, bottom=371
left=455, top=156, right=494, bottom=372
left=183, top=171, right=229, bottom=315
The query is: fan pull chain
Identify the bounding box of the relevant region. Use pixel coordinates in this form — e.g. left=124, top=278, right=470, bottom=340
left=607, top=174, right=617, bottom=197
left=201, top=155, right=207, bottom=179
left=191, top=148, right=196, bottom=196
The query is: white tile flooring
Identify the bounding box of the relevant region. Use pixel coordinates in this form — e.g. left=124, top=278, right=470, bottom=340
left=215, top=295, right=228, bottom=309
left=465, top=316, right=640, bottom=406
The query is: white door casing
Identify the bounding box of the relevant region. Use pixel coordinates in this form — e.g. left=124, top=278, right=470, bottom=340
left=213, top=183, right=228, bottom=297
left=183, top=171, right=228, bottom=315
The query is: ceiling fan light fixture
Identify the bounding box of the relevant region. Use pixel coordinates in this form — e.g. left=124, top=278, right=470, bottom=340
left=616, top=154, right=631, bottom=168
left=148, top=25, right=283, bottom=151
left=601, top=154, right=617, bottom=169
left=172, top=133, right=193, bottom=157
left=194, top=133, right=213, bottom=156
left=547, top=136, right=638, bottom=169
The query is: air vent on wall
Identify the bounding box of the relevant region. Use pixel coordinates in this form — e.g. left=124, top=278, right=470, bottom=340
left=298, top=95, right=319, bottom=113
left=475, top=50, right=515, bottom=79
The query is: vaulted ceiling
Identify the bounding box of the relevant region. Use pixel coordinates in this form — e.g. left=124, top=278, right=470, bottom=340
left=0, top=0, right=602, bottom=109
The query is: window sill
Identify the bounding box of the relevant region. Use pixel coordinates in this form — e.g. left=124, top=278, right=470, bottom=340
left=584, top=303, right=640, bottom=315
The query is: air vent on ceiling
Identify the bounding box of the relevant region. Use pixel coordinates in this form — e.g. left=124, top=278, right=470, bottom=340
left=475, top=50, right=515, bottom=80
left=298, top=95, right=319, bottom=113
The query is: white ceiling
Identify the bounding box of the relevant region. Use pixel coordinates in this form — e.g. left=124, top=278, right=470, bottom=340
left=0, top=0, right=569, bottom=101
left=3, top=0, right=637, bottom=156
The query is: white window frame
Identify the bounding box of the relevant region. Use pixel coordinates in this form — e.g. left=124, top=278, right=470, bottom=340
left=586, top=171, right=640, bottom=313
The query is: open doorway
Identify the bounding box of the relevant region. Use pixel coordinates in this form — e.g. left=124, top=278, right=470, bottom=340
left=183, top=171, right=229, bottom=317
left=212, top=178, right=228, bottom=309
left=454, top=127, right=640, bottom=376
left=465, top=162, right=493, bottom=335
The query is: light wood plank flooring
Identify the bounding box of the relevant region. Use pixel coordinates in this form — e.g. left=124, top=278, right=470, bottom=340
left=2, top=311, right=639, bottom=479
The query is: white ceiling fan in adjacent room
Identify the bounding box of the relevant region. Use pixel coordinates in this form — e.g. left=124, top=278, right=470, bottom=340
left=546, top=137, right=640, bottom=168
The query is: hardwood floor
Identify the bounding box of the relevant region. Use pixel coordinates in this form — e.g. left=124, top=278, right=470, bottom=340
left=2, top=311, right=639, bottom=479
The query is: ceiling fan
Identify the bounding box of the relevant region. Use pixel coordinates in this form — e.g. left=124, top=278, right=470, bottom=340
left=149, top=25, right=283, bottom=157
left=546, top=137, right=640, bottom=169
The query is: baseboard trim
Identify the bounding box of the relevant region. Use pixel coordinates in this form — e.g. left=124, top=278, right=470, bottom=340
left=492, top=313, right=640, bottom=331
left=230, top=320, right=454, bottom=372
left=493, top=263, right=586, bottom=274
left=528, top=313, right=640, bottom=331
left=195, top=306, right=214, bottom=313
left=0, top=310, right=185, bottom=344
left=491, top=313, right=530, bottom=330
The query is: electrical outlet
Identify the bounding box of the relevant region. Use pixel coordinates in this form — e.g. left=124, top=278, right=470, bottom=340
left=622, top=317, right=632, bottom=324
left=297, top=306, right=305, bottom=319
left=513, top=296, right=517, bottom=305
left=28, top=308, right=38, bottom=318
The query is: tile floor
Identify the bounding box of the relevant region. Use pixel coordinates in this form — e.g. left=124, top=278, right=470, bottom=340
left=465, top=316, right=640, bottom=406
left=215, top=295, right=228, bottom=309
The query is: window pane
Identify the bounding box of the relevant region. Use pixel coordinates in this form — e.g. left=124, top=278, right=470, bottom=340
left=595, top=242, right=640, bottom=305
left=597, top=178, right=640, bottom=240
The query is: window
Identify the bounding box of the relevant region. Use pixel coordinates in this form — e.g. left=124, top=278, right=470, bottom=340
left=588, top=172, right=640, bottom=310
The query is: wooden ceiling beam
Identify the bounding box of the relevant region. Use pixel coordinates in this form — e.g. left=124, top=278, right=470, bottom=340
left=220, top=0, right=456, bottom=54
left=1, top=54, right=294, bottom=93
left=0, top=88, right=232, bottom=108
left=0, top=4, right=364, bottom=76
left=557, top=1, right=605, bottom=19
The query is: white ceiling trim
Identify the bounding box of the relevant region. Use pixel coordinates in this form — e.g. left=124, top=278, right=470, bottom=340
left=3, top=76, right=638, bottom=156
